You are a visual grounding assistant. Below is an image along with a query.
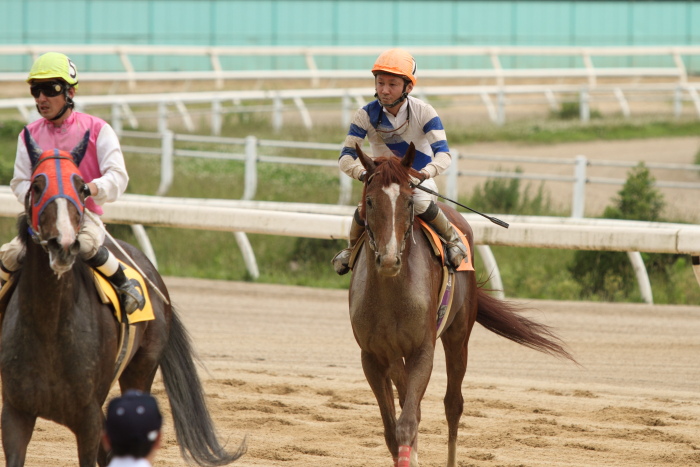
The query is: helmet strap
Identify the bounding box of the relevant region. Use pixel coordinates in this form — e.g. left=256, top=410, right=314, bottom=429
left=374, top=80, right=411, bottom=108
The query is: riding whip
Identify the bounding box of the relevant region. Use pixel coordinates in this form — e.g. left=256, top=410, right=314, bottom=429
left=84, top=210, right=170, bottom=304
left=411, top=183, right=510, bottom=229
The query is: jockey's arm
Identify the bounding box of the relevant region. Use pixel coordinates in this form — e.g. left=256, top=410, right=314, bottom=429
left=91, top=124, right=129, bottom=206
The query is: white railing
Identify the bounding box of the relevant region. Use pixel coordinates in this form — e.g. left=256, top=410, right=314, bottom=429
left=1, top=190, right=698, bottom=305
left=116, top=131, right=700, bottom=303
left=116, top=130, right=700, bottom=219
left=444, top=153, right=700, bottom=218
left=4, top=82, right=700, bottom=131
left=1, top=44, right=697, bottom=89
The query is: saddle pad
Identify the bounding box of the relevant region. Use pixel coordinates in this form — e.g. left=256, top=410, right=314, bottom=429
left=417, top=218, right=474, bottom=272
left=92, top=261, right=155, bottom=324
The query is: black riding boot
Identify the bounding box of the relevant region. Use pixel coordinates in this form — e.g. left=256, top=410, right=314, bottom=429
left=419, top=202, right=468, bottom=269
left=86, top=246, right=145, bottom=314
left=331, top=208, right=366, bottom=275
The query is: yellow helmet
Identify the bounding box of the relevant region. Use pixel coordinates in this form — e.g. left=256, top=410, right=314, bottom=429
left=371, top=48, right=417, bottom=86
left=27, top=52, right=79, bottom=89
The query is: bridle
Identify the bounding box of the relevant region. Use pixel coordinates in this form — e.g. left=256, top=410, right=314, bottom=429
left=362, top=170, right=415, bottom=257
left=28, top=152, right=86, bottom=247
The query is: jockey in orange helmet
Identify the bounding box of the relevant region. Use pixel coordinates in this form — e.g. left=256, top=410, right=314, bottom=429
left=0, top=52, right=145, bottom=314
left=332, top=48, right=468, bottom=275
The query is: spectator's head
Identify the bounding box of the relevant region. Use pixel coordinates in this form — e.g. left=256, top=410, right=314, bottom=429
left=104, top=390, right=163, bottom=459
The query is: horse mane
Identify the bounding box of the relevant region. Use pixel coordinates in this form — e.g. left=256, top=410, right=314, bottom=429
left=17, top=213, right=30, bottom=246
left=360, top=155, right=414, bottom=220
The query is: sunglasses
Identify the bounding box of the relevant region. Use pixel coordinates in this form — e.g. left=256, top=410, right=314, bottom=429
left=30, top=81, right=65, bottom=98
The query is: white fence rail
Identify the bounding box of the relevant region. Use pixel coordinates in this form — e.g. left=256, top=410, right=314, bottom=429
left=5, top=83, right=700, bottom=130
left=116, top=130, right=700, bottom=219
left=2, top=190, right=699, bottom=304
left=2, top=44, right=697, bottom=89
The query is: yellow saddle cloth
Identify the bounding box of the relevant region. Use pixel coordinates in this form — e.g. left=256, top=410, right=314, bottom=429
left=91, top=260, right=155, bottom=324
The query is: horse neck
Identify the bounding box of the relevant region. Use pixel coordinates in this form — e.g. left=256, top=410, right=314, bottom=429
left=19, top=240, right=78, bottom=331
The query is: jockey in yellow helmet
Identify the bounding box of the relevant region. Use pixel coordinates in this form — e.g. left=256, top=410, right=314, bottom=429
left=0, top=52, right=145, bottom=314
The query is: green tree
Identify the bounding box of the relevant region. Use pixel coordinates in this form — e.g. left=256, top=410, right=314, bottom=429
left=568, top=163, right=667, bottom=301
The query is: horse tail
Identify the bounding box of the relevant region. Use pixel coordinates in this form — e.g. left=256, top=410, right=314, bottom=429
left=475, top=286, right=576, bottom=363
left=160, top=308, right=247, bottom=466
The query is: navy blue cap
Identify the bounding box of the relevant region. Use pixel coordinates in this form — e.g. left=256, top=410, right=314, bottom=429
left=105, top=390, right=162, bottom=449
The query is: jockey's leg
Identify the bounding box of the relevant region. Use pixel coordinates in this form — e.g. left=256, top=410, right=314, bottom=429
left=0, top=237, right=25, bottom=287
left=79, top=215, right=144, bottom=315
left=419, top=202, right=467, bottom=269
left=331, top=207, right=365, bottom=275
left=414, top=181, right=467, bottom=269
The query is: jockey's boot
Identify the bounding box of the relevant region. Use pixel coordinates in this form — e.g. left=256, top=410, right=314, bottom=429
left=419, top=201, right=468, bottom=269
left=331, top=208, right=366, bottom=275
left=86, top=246, right=145, bottom=314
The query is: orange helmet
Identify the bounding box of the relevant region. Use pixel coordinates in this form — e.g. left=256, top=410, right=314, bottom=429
left=371, top=48, right=417, bottom=86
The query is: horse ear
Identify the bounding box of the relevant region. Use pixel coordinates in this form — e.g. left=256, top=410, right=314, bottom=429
left=70, top=130, right=90, bottom=166
left=402, top=142, right=416, bottom=168
left=23, top=127, right=44, bottom=168
left=355, top=143, right=376, bottom=173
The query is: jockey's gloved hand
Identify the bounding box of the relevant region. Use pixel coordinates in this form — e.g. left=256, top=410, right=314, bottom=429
left=359, top=171, right=367, bottom=182
left=409, top=170, right=428, bottom=187
left=81, top=184, right=91, bottom=198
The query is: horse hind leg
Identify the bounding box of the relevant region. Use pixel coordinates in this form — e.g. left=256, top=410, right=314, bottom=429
left=1, top=404, right=36, bottom=467
left=361, top=351, right=399, bottom=461
left=439, top=319, right=471, bottom=467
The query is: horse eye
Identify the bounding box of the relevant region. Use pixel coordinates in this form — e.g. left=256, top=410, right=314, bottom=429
left=366, top=198, right=373, bottom=208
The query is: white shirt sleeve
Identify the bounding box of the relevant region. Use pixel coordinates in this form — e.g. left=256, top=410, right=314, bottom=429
left=91, top=123, right=129, bottom=205
left=10, top=133, right=32, bottom=203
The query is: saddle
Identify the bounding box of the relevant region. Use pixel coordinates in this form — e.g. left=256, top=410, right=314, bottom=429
left=348, top=219, right=474, bottom=338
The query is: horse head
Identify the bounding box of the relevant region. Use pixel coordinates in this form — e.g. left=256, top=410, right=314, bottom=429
left=356, top=142, right=417, bottom=277
left=23, top=128, right=90, bottom=277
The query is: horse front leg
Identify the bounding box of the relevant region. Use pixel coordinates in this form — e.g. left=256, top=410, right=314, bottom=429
left=396, top=345, right=435, bottom=467
left=361, top=350, right=399, bottom=463
left=1, top=404, right=36, bottom=467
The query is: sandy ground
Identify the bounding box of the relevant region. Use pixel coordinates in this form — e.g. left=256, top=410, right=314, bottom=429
left=9, top=277, right=700, bottom=467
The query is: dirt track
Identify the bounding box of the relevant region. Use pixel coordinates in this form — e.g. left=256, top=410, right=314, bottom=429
left=13, top=277, right=700, bottom=467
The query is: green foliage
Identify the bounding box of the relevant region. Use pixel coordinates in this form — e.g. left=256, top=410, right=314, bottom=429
left=568, top=163, right=673, bottom=301
left=466, top=168, right=554, bottom=215
left=602, top=163, right=665, bottom=221
left=550, top=101, right=603, bottom=121
left=0, top=120, right=24, bottom=184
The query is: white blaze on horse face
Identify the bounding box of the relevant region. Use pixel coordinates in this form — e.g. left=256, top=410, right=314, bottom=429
left=54, top=198, right=78, bottom=250
left=381, top=184, right=401, bottom=259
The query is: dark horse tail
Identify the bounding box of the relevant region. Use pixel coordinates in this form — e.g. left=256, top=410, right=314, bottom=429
left=476, top=287, right=576, bottom=362
left=160, top=309, right=247, bottom=465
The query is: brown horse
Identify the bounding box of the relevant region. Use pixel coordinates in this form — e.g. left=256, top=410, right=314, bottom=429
left=349, top=143, right=574, bottom=467
left=0, top=130, right=245, bottom=466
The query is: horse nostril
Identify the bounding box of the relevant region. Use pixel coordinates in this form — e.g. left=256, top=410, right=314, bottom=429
left=69, top=240, right=81, bottom=256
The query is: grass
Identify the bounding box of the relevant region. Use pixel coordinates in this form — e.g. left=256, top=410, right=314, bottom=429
left=2, top=110, right=700, bottom=304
